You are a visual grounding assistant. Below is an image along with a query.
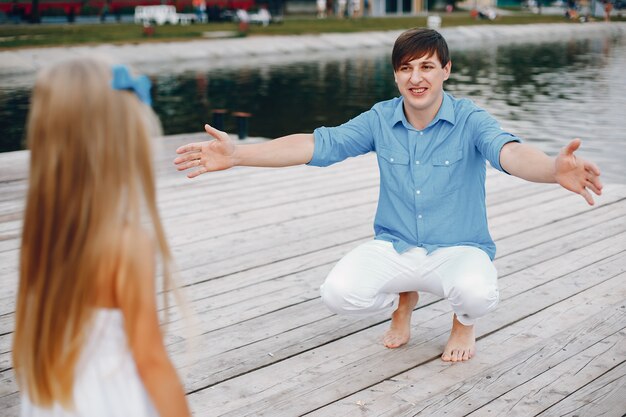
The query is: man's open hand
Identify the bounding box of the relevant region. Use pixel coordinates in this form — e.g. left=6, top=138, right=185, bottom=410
left=174, top=124, right=236, bottom=178
left=554, top=138, right=603, bottom=205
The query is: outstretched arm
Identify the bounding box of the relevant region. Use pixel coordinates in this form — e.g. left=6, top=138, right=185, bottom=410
left=174, top=124, right=315, bottom=178
left=499, top=138, right=602, bottom=205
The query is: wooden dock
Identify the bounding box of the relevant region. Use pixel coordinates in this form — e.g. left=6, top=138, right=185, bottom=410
left=1, top=133, right=625, bottom=416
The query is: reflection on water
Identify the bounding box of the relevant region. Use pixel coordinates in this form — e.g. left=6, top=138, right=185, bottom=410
left=0, top=89, right=29, bottom=155
left=1, top=34, right=624, bottom=183
left=447, top=36, right=626, bottom=184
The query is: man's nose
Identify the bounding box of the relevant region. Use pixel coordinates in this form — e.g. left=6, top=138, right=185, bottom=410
left=410, top=69, right=422, bottom=83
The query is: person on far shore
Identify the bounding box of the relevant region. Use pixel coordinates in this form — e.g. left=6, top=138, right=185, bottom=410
left=317, top=0, right=327, bottom=18
left=174, top=28, right=602, bottom=362
left=604, top=0, right=613, bottom=22
left=337, top=0, right=347, bottom=18
left=99, top=0, right=110, bottom=22
left=351, top=0, right=361, bottom=17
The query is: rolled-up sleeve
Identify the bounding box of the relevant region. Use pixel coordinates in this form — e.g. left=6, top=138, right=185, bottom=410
left=469, top=110, right=521, bottom=173
left=308, top=110, right=376, bottom=167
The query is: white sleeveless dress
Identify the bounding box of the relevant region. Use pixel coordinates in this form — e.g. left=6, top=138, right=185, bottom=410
left=20, top=309, right=158, bottom=417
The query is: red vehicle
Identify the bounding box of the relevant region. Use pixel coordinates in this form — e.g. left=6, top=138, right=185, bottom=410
left=0, top=0, right=256, bottom=21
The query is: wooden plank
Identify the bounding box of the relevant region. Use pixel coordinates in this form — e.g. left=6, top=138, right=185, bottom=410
left=535, top=361, right=626, bottom=417
left=155, top=206, right=626, bottom=343
left=173, top=203, right=620, bottom=314
left=165, top=184, right=379, bottom=246
left=490, top=184, right=626, bottom=240
left=100, top=203, right=626, bottom=346
left=0, top=158, right=522, bottom=226
left=3, top=223, right=610, bottom=404
left=0, top=205, right=378, bottom=295
left=0, top=155, right=611, bottom=268
left=4, top=273, right=622, bottom=416
left=141, top=187, right=626, bottom=289
left=1, top=134, right=624, bottom=416
left=0, top=162, right=532, bottom=255
left=164, top=174, right=559, bottom=249
left=495, top=199, right=625, bottom=257
left=175, top=183, right=625, bottom=277
left=155, top=165, right=523, bottom=223
left=485, top=179, right=553, bottom=207
left=0, top=180, right=28, bottom=204
left=0, top=196, right=622, bottom=371
left=154, top=202, right=624, bottom=360
left=0, top=194, right=611, bottom=390
left=0, top=149, right=537, bottom=237
left=0, top=191, right=620, bottom=306
left=487, top=185, right=572, bottom=218
left=466, top=335, right=626, bottom=416
left=304, top=275, right=626, bottom=417
left=0, top=179, right=537, bottom=285
left=495, top=210, right=626, bottom=277
left=134, top=165, right=524, bottom=249
left=197, top=266, right=626, bottom=416
left=0, top=161, right=379, bottom=238
left=156, top=166, right=379, bottom=224
left=386, top=309, right=626, bottom=417
left=183, top=239, right=626, bottom=416
left=0, top=197, right=620, bottom=360
left=0, top=152, right=28, bottom=183
left=0, top=369, right=19, bottom=417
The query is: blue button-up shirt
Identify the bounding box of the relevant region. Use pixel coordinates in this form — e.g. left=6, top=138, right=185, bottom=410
left=308, top=93, right=520, bottom=260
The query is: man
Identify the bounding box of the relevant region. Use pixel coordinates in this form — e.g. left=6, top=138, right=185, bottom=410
left=173, top=28, right=602, bottom=362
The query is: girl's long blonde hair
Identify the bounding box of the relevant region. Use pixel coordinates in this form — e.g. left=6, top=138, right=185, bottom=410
left=13, top=57, right=172, bottom=407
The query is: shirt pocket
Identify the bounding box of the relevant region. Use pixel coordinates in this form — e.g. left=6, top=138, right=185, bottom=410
left=377, top=147, right=410, bottom=193
left=431, top=148, right=464, bottom=195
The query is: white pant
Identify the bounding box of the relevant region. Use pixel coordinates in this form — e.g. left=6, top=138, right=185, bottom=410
left=320, top=240, right=499, bottom=326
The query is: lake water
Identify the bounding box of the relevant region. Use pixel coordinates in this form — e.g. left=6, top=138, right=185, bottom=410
left=1, top=32, right=625, bottom=183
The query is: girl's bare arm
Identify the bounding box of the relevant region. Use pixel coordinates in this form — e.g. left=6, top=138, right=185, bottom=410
left=117, top=230, right=190, bottom=417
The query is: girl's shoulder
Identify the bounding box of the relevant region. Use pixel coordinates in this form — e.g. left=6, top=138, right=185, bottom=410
left=120, top=225, right=155, bottom=258
left=98, top=223, right=155, bottom=262
left=95, top=226, right=155, bottom=307
left=95, top=226, right=155, bottom=308
left=118, top=226, right=155, bottom=280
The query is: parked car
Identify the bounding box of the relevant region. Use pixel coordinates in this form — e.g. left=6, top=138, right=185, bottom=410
left=134, top=5, right=198, bottom=25
left=249, top=7, right=270, bottom=26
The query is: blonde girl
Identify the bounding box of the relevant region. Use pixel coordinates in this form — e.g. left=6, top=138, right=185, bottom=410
left=13, top=57, right=190, bottom=417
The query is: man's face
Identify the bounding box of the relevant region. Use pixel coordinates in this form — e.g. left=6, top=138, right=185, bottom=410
left=394, top=52, right=451, bottom=118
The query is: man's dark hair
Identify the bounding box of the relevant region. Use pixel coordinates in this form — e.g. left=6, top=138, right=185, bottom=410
left=391, top=28, right=450, bottom=71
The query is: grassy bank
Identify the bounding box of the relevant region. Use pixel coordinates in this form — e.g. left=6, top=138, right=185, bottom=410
left=0, top=13, right=589, bottom=49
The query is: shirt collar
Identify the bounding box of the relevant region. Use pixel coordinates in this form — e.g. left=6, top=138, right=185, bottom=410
left=437, top=92, right=456, bottom=126
left=391, top=98, right=407, bottom=127
left=392, top=92, right=456, bottom=129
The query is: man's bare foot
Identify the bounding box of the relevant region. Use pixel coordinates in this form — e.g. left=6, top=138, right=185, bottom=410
left=383, top=291, right=419, bottom=348
left=441, top=314, right=475, bottom=362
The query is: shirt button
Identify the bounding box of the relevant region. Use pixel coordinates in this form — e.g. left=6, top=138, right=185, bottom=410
left=390, top=158, right=394, bottom=162
left=418, top=214, right=423, bottom=219
left=415, top=160, right=420, bottom=165
left=416, top=190, right=421, bottom=195
left=445, top=160, right=450, bottom=165
left=419, top=132, right=424, bottom=136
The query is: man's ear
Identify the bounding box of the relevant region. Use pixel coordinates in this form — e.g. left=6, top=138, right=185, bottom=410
left=443, top=61, right=452, bottom=81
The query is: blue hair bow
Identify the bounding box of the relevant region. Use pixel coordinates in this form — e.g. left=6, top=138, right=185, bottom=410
left=111, top=65, right=152, bottom=106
